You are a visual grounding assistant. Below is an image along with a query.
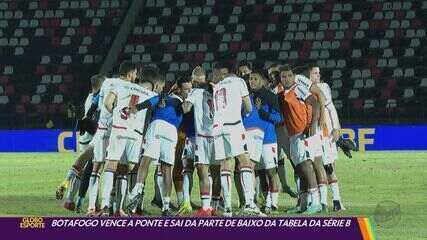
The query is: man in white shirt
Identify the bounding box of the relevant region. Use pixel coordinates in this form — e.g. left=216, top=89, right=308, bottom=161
left=210, top=62, right=263, bottom=216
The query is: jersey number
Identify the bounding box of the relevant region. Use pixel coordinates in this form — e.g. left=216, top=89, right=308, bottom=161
left=120, top=94, right=139, bottom=120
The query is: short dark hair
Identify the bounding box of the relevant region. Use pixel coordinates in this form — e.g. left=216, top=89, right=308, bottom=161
left=250, top=69, right=267, bottom=80
left=139, top=80, right=153, bottom=90
left=237, top=61, right=252, bottom=70
left=140, top=65, right=163, bottom=84
left=90, top=74, right=106, bottom=89
left=119, top=60, right=137, bottom=76
left=280, top=64, right=293, bottom=73
left=267, top=63, right=281, bottom=70
left=213, top=61, right=234, bottom=72
left=176, top=75, right=191, bottom=87
left=307, top=63, right=320, bottom=73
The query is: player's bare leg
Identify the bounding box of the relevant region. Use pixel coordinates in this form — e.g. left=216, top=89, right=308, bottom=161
left=277, top=158, right=297, bottom=198
left=210, top=165, right=221, bottom=215
left=58, top=146, right=93, bottom=203
left=173, top=136, right=186, bottom=208
left=255, top=169, right=268, bottom=209
left=219, top=158, right=233, bottom=216
left=76, top=159, right=93, bottom=213
left=177, top=158, right=194, bottom=216
left=264, top=168, right=279, bottom=214
left=233, top=159, right=245, bottom=208
left=326, top=163, right=345, bottom=211
left=98, top=160, right=119, bottom=216
left=161, top=162, right=173, bottom=216
left=172, top=161, right=184, bottom=208
left=299, top=160, right=321, bottom=214
left=313, top=156, right=329, bottom=212
left=151, top=166, right=162, bottom=209
left=287, top=166, right=308, bottom=214
left=126, top=155, right=154, bottom=214
left=114, top=163, right=130, bottom=216
left=128, top=163, right=145, bottom=215
left=86, top=161, right=103, bottom=216
left=193, top=164, right=212, bottom=216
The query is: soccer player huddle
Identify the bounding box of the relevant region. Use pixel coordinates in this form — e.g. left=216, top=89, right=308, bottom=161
left=56, top=60, right=356, bottom=217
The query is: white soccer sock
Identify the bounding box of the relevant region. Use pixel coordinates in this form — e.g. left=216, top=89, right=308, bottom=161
left=116, top=175, right=128, bottom=210
left=220, top=170, right=232, bottom=209
left=162, top=196, right=170, bottom=211
left=266, top=191, right=272, bottom=208
left=309, top=188, right=320, bottom=206
left=295, top=176, right=301, bottom=193
left=201, top=192, right=211, bottom=210
left=319, top=184, right=328, bottom=205
left=66, top=168, right=78, bottom=181
left=240, top=167, right=255, bottom=207
left=130, top=182, right=145, bottom=210
left=271, top=191, right=279, bottom=208
left=330, top=181, right=341, bottom=201
left=156, top=172, right=164, bottom=202
left=88, top=172, right=100, bottom=210
left=101, top=171, right=114, bottom=208
left=66, top=175, right=80, bottom=202
left=131, top=182, right=144, bottom=195
left=182, top=171, right=192, bottom=203
left=255, top=174, right=260, bottom=202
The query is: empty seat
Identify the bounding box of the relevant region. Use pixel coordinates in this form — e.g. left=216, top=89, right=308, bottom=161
left=363, top=99, right=375, bottom=109
left=348, top=89, right=359, bottom=99
left=403, top=88, right=414, bottom=98
left=53, top=94, right=63, bottom=104
left=0, top=96, right=9, bottom=104
left=36, top=85, right=47, bottom=94
left=31, top=95, right=41, bottom=104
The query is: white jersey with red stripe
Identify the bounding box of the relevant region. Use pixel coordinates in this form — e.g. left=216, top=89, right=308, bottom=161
left=97, top=77, right=120, bottom=130
left=111, top=80, right=156, bottom=138
left=212, top=75, right=249, bottom=134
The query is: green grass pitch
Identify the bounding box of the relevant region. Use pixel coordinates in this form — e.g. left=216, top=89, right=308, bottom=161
left=1, top=151, right=426, bottom=239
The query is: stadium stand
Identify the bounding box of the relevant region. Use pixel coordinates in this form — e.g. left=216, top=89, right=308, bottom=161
left=1, top=0, right=426, bottom=128
left=0, top=0, right=128, bottom=128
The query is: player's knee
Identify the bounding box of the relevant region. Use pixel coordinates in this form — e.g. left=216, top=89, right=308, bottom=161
left=236, top=153, right=250, bottom=164
left=196, top=165, right=209, bottom=179
left=91, top=162, right=103, bottom=173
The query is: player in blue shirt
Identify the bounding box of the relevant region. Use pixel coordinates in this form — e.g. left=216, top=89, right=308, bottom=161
left=127, top=76, right=192, bottom=216
left=249, top=70, right=283, bottom=214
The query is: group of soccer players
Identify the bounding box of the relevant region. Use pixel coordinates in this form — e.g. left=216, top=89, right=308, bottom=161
left=56, top=59, right=354, bottom=217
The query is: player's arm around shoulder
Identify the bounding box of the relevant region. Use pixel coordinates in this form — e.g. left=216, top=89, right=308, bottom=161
left=132, top=95, right=158, bottom=113
left=182, top=88, right=197, bottom=113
